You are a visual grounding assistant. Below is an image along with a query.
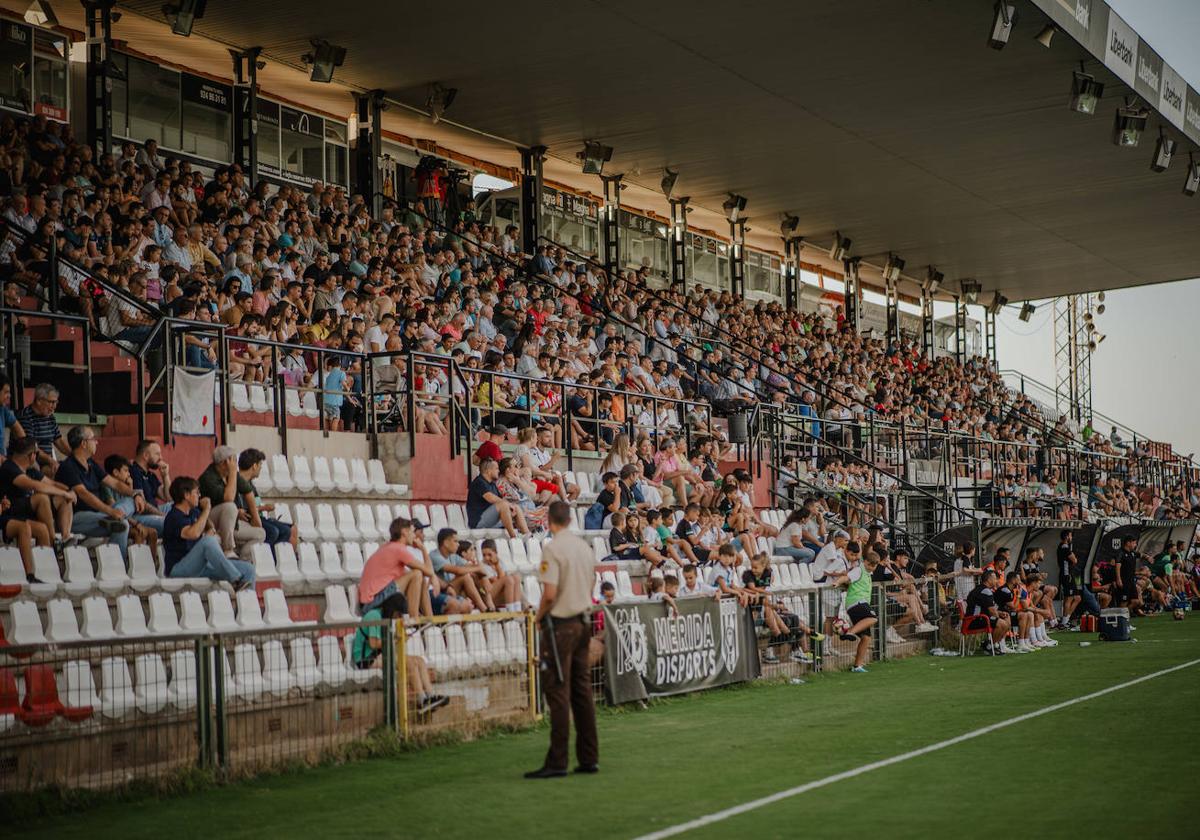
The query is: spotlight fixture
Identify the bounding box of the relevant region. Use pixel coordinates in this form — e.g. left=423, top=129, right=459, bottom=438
left=1096, top=303, right=1106, bottom=315
left=829, top=232, right=851, bottom=261
left=883, top=254, right=905, bottom=283
left=988, top=2, right=1017, bottom=50
left=163, top=0, right=205, bottom=36
left=1083, top=311, right=1093, bottom=323
left=1185, top=154, right=1200, bottom=196
left=960, top=280, right=981, bottom=305
left=301, top=39, right=347, bottom=83
left=24, top=0, right=57, bottom=27
left=1087, top=339, right=1097, bottom=352
left=1151, top=130, right=1176, bottom=172
left=425, top=83, right=457, bottom=124
left=577, top=140, right=613, bottom=175
left=1018, top=302, right=1036, bottom=322
left=988, top=293, right=1007, bottom=316
left=924, top=267, right=943, bottom=295
left=660, top=168, right=678, bottom=198
left=780, top=214, right=800, bottom=236
left=1112, top=100, right=1149, bottom=148
left=1034, top=23, right=1057, bottom=48
left=1094, top=333, right=1107, bottom=345
left=1097, top=291, right=1106, bottom=303
left=1069, top=69, right=1104, bottom=115
left=722, top=193, right=748, bottom=223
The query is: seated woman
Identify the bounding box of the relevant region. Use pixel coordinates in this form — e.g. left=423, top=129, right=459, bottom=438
left=496, top=457, right=548, bottom=532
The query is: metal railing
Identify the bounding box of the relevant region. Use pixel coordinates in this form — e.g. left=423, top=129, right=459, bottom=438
left=0, top=306, right=95, bottom=420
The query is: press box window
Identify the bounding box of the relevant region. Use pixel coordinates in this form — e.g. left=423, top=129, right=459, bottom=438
left=31, top=29, right=67, bottom=121
left=281, top=106, right=324, bottom=183
left=181, top=74, right=232, bottom=163
left=126, top=55, right=181, bottom=148
left=0, top=21, right=32, bottom=114
left=324, top=120, right=348, bottom=187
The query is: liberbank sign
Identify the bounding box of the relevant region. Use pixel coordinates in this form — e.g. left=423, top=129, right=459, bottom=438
left=1031, top=0, right=1200, bottom=147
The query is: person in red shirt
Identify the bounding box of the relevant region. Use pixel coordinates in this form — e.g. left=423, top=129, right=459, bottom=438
left=473, top=425, right=508, bottom=466
left=358, top=517, right=427, bottom=618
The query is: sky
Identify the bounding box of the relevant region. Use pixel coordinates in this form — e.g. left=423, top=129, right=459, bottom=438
left=991, top=0, right=1200, bottom=457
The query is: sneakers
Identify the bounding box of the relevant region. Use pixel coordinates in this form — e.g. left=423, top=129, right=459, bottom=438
left=417, top=694, right=450, bottom=715
left=1041, top=638, right=1059, bottom=647
left=761, top=649, right=780, bottom=664
left=885, top=627, right=904, bottom=644
left=839, top=632, right=859, bottom=642
left=809, top=631, right=826, bottom=642
left=850, top=665, right=868, bottom=673
left=790, top=649, right=814, bottom=663
left=916, top=622, right=938, bottom=633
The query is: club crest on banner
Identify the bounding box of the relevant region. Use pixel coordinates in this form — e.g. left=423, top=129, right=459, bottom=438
left=719, top=598, right=740, bottom=674
left=613, top=606, right=648, bottom=677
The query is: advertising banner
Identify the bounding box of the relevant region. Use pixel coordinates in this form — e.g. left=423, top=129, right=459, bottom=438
left=603, top=597, right=760, bottom=704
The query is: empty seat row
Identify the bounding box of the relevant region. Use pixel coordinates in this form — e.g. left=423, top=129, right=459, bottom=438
left=0, top=545, right=211, bottom=600
left=259, top=455, right=406, bottom=497
left=411, top=619, right=527, bottom=674
left=7, top=588, right=300, bottom=645
left=594, top=570, right=637, bottom=601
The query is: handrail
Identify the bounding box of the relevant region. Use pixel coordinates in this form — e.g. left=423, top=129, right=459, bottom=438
left=0, top=306, right=95, bottom=421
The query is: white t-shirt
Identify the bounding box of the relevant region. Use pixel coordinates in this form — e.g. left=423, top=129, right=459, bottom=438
left=812, top=543, right=847, bottom=581
left=775, top=522, right=804, bottom=552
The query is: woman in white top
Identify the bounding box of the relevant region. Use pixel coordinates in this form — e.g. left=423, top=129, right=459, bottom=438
left=600, top=433, right=635, bottom=475
left=774, top=509, right=816, bottom=563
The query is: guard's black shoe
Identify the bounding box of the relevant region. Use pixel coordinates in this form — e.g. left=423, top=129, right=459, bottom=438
left=524, top=766, right=567, bottom=779
left=574, top=764, right=599, bottom=774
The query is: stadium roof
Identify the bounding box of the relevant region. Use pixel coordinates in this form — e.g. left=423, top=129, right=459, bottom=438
left=103, top=1, right=1200, bottom=300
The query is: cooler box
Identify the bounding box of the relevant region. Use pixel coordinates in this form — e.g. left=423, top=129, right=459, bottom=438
left=1099, top=608, right=1130, bottom=642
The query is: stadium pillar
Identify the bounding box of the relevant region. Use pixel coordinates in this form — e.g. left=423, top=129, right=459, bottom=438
left=82, top=0, right=116, bottom=161
left=230, top=47, right=262, bottom=186
left=601, top=173, right=623, bottom=280
left=729, top=218, right=746, bottom=298
left=519, top=145, right=546, bottom=254
left=352, top=90, right=386, bottom=218
left=954, top=299, right=968, bottom=365
left=669, top=196, right=689, bottom=290
left=782, top=235, right=802, bottom=312
left=984, top=307, right=998, bottom=366
left=843, top=257, right=861, bottom=332
left=920, top=293, right=935, bottom=360
left=885, top=281, right=900, bottom=349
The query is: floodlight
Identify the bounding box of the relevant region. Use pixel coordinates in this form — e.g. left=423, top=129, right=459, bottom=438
left=1018, top=303, right=1035, bottom=322
left=24, top=0, right=57, bottom=27
left=829, top=232, right=851, bottom=261
left=1151, top=130, right=1176, bottom=172
left=722, top=193, right=747, bottom=223
left=1112, top=102, right=1148, bottom=148
left=988, top=293, right=1007, bottom=316
left=780, top=214, right=800, bottom=236
left=1034, top=23, right=1056, bottom=48
left=960, top=280, right=981, bottom=304
left=883, top=254, right=905, bottom=283
left=302, top=39, right=346, bottom=83
left=1096, top=303, right=1106, bottom=315
left=1069, top=70, right=1104, bottom=115
left=577, top=141, right=613, bottom=175
left=1184, top=155, right=1200, bottom=196
left=426, top=84, right=457, bottom=124
left=924, top=267, right=943, bottom=295
left=163, top=0, right=205, bottom=36
left=1097, top=291, right=1106, bottom=303
left=988, top=2, right=1016, bottom=50
left=658, top=168, right=679, bottom=198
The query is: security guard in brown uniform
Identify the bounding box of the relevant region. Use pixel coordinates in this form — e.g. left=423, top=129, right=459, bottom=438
left=525, top=500, right=599, bottom=778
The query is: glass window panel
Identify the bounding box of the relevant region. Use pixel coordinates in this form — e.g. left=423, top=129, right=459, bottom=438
left=31, top=29, right=66, bottom=121
left=324, top=142, right=348, bottom=187
left=111, top=54, right=128, bottom=138
left=256, top=99, right=281, bottom=174
left=280, top=107, right=324, bottom=183
left=0, top=22, right=31, bottom=114
left=181, top=75, right=232, bottom=163
left=126, top=56, right=181, bottom=148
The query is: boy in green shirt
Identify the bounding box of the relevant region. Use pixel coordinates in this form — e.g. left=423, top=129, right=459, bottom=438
left=831, top=543, right=880, bottom=673
left=352, top=593, right=449, bottom=715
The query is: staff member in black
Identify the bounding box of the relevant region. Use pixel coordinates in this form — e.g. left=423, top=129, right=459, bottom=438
left=525, top=500, right=599, bottom=779
left=1115, top=533, right=1142, bottom=612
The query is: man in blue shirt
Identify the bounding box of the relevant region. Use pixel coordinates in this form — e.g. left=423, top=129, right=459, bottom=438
left=162, top=476, right=254, bottom=588
left=466, top=458, right=522, bottom=538
left=56, top=426, right=131, bottom=558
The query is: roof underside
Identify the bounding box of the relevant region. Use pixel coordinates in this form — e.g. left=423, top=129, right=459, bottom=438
left=118, top=0, right=1200, bottom=300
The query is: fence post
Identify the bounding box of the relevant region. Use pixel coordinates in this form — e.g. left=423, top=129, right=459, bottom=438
left=526, top=610, right=540, bottom=719
left=874, top=584, right=888, bottom=662
left=194, top=637, right=213, bottom=769
left=391, top=619, right=405, bottom=736
left=212, top=637, right=229, bottom=772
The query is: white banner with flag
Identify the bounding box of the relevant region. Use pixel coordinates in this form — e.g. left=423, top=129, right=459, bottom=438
left=171, top=368, right=217, bottom=436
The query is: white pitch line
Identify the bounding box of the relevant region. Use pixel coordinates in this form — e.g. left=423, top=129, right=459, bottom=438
left=633, top=657, right=1200, bottom=840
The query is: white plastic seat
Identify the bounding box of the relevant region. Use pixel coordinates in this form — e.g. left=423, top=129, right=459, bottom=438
left=147, top=592, right=181, bottom=635
left=331, top=458, right=355, bottom=494
left=298, top=544, right=328, bottom=585
left=405, top=627, right=426, bottom=659
left=355, top=504, right=383, bottom=542
left=178, top=591, right=209, bottom=633
left=285, top=387, right=304, bottom=417
left=341, top=543, right=366, bottom=578
left=81, top=595, right=116, bottom=640
left=232, top=643, right=267, bottom=702
left=290, top=638, right=320, bottom=691
left=392, top=503, right=412, bottom=522
left=206, top=590, right=239, bottom=633
left=167, top=649, right=198, bottom=709
left=300, top=389, right=319, bottom=418
left=29, top=547, right=62, bottom=598
left=601, top=570, right=618, bottom=593
left=236, top=588, right=266, bottom=629
left=95, top=545, right=130, bottom=596
left=503, top=619, right=527, bottom=663
left=211, top=650, right=239, bottom=701
left=510, top=539, right=530, bottom=572
left=320, top=543, right=347, bottom=581
left=315, top=504, right=340, bottom=542
left=527, top=540, right=543, bottom=572
left=496, top=540, right=514, bottom=572
left=350, top=459, right=373, bottom=495
left=63, top=546, right=96, bottom=597
left=60, top=660, right=101, bottom=710
left=99, top=657, right=136, bottom=718
left=128, top=545, right=160, bottom=593
left=445, top=504, right=468, bottom=532
left=592, top=537, right=610, bottom=564
left=133, top=653, right=169, bottom=714
left=45, top=598, right=82, bottom=643
left=291, top=503, right=318, bottom=542
left=410, top=504, right=430, bottom=528
left=324, top=585, right=355, bottom=624
left=428, top=504, right=449, bottom=531
left=367, top=459, right=393, bottom=494
left=255, top=458, right=275, bottom=494
left=794, top=563, right=814, bottom=589
left=362, top=541, right=380, bottom=561
left=422, top=626, right=451, bottom=672
left=317, top=635, right=350, bottom=686
left=522, top=575, right=541, bottom=607
left=616, top=571, right=635, bottom=600
left=485, top=621, right=511, bottom=665
left=271, top=454, right=295, bottom=493
left=335, top=504, right=361, bottom=541
left=262, top=640, right=294, bottom=696
left=274, top=543, right=305, bottom=587
left=464, top=622, right=492, bottom=668
left=248, top=383, right=270, bottom=413
left=115, top=593, right=150, bottom=637
left=311, top=456, right=335, bottom=493
left=230, top=382, right=252, bottom=412
left=374, top=504, right=395, bottom=535
left=251, top=544, right=279, bottom=580
left=291, top=455, right=316, bottom=493
left=263, top=588, right=295, bottom=627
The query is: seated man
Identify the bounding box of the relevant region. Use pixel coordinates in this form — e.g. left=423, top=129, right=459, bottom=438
left=466, top=457, right=528, bottom=538
left=351, top=592, right=449, bottom=715
left=429, top=527, right=493, bottom=612
left=237, top=449, right=295, bottom=549
left=102, top=454, right=159, bottom=553
left=162, top=477, right=255, bottom=588
left=359, top=517, right=429, bottom=619
left=198, top=445, right=265, bottom=561
left=0, top=436, right=75, bottom=580
left=963, top=568, right=1011, bottom=655
left=57, top=426, right=131, bottom=559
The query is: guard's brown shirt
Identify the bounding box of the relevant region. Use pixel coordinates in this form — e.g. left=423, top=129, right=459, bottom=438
left=538, top=529, right=595, bottom=618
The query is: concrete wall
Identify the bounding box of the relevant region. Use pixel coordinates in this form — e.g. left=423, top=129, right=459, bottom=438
left=226, top=425, right=372, bottom=461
